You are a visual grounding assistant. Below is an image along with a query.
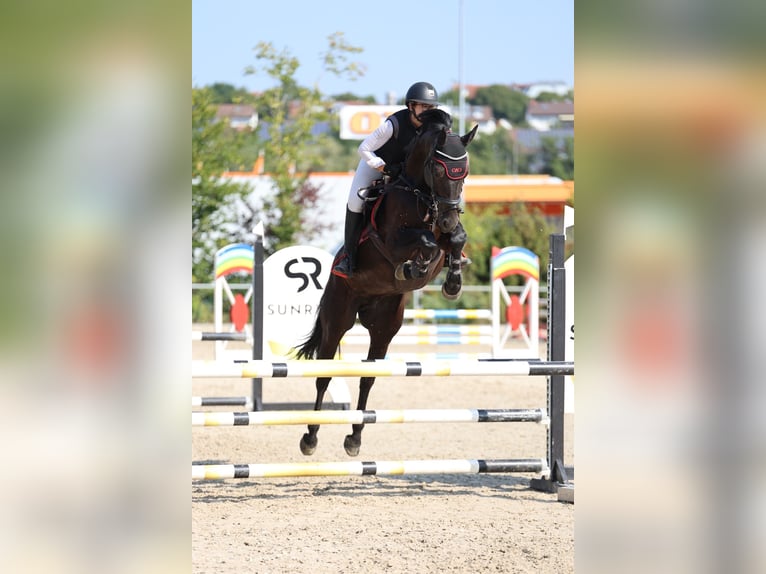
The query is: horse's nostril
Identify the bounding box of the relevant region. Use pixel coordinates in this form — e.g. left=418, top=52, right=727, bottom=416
left=440, top=216, right=457, bottom=233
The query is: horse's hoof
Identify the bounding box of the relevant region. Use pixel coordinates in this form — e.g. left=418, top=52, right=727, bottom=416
left=343, top=435, right=361, bottom=457
left=442, top=283, right=462, bottom=301
left=300, top=433, right=317, bottom=456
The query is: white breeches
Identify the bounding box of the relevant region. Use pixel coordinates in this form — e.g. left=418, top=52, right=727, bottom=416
left=346, top=160, right=381, bottom=213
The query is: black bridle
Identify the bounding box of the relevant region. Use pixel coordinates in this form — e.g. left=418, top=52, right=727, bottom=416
left=391, top=124, right=468, bottom=228
left=416, top=136, right=467, bottom=220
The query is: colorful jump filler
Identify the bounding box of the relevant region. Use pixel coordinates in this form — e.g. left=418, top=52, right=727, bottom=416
left=490, top=246, right=540, bottom=358
left=213, top=243, right=254, bottom=341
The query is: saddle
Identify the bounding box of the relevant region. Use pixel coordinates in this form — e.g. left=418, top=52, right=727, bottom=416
left=355, top=172, right=393, bottom=206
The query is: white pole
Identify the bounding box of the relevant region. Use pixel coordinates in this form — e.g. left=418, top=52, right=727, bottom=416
left=458, top=0, right=466, bottom=135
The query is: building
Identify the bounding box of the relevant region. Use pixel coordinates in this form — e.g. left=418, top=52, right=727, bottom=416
left=222, top=169, right=573, bottom=252
left=511, top=81, right=572, bottom=99
left=525, top=100, right=574, bottom=131
left=215, top=104, right=258, bottom=131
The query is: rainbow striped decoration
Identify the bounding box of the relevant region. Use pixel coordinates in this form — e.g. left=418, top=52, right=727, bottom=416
left=491, top=246, right=540, bottom=281
left=215, top=243, right=254, bottom=279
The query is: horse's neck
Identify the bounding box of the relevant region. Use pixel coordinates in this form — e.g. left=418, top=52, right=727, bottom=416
left=397, top=171, right=421, bottom=191
left=377, top=185, right=431, bottom=230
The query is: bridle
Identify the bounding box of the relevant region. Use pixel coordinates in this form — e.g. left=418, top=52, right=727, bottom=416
left=391, top=124, right=468, bottom=230
left=415, top=133, right=468, bottom=223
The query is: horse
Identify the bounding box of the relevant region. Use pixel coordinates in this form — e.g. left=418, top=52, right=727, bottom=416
left=295, top=108, right=478, bottom=456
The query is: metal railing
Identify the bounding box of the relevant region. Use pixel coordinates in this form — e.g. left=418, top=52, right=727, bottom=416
left=192, top=283, right=549, bottom=322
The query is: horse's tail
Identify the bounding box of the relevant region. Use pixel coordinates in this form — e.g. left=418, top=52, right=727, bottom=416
left=295, top=288, right=329, bottom=359
left=294, top=313, right=323, bottom=360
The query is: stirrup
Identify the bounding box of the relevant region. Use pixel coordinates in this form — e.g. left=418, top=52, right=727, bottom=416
left=357, top=179, right=385, bottom=203
left=333, top=254, right=354, bottom=277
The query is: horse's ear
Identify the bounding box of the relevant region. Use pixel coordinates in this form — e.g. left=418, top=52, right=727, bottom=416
left=461, top=124, right=479, bottom=147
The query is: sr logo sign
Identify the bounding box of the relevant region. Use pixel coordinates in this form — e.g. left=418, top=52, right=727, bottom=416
left=284, top=257, right=322, bottom=293
left=261, top=245, right=335, bottom=359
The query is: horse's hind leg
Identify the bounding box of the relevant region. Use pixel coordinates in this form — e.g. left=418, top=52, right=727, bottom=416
left=300, top=282, right=357, bottom=456
left=343, top=297, right=405, bottom=456
left=299, top=377, right=330, bottom=456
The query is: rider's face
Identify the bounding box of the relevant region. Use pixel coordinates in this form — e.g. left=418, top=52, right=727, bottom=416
left=410, top=102, right=435, bottom=126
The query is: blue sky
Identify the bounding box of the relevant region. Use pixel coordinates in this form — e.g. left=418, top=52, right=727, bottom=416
left=193, top=0, right=573, bottom=102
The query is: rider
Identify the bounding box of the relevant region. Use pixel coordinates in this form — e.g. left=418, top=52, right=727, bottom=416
left=333, top=81, right=440, bottom=277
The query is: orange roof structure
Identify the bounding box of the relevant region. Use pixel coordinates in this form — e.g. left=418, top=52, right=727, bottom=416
left=220, top=169, right=573, bottom=206
left=463, top=175, right=573, bottom=204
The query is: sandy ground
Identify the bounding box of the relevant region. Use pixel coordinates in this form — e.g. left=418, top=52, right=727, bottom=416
left=192, top=335, right=574, bottom=573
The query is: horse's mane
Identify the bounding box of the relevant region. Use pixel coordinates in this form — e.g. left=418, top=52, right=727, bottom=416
left=418, top=108, right=452, bottom=131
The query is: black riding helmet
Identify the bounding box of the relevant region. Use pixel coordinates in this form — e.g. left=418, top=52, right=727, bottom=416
left=405, top=82, right=439, bottom=106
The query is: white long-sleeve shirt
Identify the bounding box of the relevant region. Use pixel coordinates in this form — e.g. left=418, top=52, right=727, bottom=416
left=357, top=120, right=395, bottom=170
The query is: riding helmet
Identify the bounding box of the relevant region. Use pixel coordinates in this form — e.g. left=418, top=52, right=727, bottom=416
left=405, top=82, right=439, bottom=106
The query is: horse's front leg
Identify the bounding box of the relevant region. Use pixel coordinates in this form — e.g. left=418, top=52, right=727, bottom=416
left=392, top=230, right=439, bottom=281
left=441, top=221, right=467, bottom=300
left=299, top=377, right=331, bottom=456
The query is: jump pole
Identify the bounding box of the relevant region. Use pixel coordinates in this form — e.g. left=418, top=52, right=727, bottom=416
left=191, top=332, right=249, bottom=342
left=192, top=396, right=252, bottom=408
left=192, top=407, right=549, bottom=427
left=251, top=222, right=265, bottom=411
left=530, top=233, right=572, bottom=493
left=191, top=359, right=574, bottom=378
left=192, top=458, right=548, bottom=479
left=403, top=309, right=492, bottom=320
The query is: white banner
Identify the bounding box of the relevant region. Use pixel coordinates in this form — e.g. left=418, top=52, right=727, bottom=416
left=338, top=105, right=400, bottom=140
left=262, top=245, right=335, bottom=358
left=338, top=104, right=453, bottom=140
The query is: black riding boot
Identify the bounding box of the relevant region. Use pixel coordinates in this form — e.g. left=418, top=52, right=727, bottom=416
left=333, top=208, right=365, bottom=277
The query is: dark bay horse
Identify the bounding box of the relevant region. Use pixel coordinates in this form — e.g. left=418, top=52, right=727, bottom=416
left=295, top=109, right=478, bottom=456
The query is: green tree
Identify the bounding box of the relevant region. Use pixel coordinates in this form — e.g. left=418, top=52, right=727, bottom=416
left=473, top=84, right=529, bottom=125
left=240, top=34, right=364, bottom=253
left=205, top=82, right=255, bottom=104
left=539, top=136, right=574, bottom=180
left=417, top=204, right=557, bottom=311
left=192, top=87, right=251, bottom=282
left=465, top=127, right=528, bottom=175
left=305, top=132, right=359, bottom=172
left=534, top=91, right=569, bottom=103
left=461, top=204, right=556, bottom=287
left=438, top=87, right=459, bottom=107
left=331, top=91, right=376, bottom=103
